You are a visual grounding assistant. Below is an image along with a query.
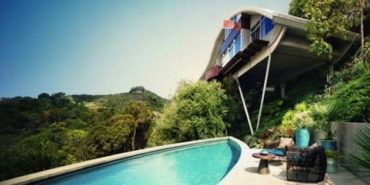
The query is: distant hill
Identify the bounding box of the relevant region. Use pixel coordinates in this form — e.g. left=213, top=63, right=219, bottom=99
left=71, top=87, right=168, bottom=112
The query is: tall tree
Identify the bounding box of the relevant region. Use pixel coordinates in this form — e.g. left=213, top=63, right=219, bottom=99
left=122, top=102, right=153, bottom=150
left=289, top=0, right=355, bottom=59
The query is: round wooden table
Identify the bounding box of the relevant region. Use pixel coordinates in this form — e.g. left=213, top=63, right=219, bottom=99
left=252, top=153, right=276, bottom=174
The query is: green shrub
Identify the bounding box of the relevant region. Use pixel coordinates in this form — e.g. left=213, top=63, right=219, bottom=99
left=281, top=102, right=316, bottom=131
left=350, top=125, right=370, bottom=176
left=149, top=81, right=228, bottom=146
left=328, top=70, right=370, bottom=122
left=325, top=150, right=339, bottom=159
left=242, top=135, right=262, bottom=148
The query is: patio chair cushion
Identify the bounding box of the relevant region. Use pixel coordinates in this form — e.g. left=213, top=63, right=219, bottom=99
left=267, top=148, right=286, bottom=156
left=277, top=137, right=295, bottom=149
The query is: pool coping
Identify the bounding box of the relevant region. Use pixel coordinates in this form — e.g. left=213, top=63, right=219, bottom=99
left=219, top=137, right=250, bottom=185
left=0, top=136, right=244, bottom=185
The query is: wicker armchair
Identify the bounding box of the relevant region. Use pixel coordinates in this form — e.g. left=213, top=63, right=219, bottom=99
left=286, top=146, right=327, bottom=183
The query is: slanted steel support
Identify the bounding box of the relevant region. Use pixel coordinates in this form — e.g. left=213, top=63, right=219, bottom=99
left=280, top=83, right=285, bottom=99
left=235, top=77, right=254, bottom=135
left=256, top=53, right=272, bottom=131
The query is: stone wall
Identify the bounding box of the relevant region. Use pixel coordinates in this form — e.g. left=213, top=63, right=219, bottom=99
left=333, top=122, right=370, bottom=184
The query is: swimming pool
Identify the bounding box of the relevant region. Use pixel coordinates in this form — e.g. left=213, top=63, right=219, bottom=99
left=35, top=140, right=241, bottom=185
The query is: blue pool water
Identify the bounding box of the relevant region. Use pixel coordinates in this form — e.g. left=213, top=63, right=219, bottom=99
left=37, top=140, right=240, bottom=185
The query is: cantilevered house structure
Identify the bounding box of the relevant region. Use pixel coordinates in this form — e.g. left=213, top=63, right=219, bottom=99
left=201, top=7, right=359, bottom=135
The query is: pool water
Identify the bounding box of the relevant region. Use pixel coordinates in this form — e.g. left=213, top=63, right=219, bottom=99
left=37, top=140, right=240, bottom=185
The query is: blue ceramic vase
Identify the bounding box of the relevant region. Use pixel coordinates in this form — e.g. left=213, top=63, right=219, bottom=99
left=295, top=128, right=310, bottom=148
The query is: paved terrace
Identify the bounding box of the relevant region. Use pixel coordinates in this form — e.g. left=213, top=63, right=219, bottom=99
left=222, top=147, right=367, bottom=185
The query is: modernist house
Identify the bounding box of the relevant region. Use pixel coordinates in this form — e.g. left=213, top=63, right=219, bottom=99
left=201, top=7, right=359, bottom=135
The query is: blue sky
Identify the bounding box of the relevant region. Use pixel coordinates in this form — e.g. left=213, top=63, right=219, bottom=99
left=0, top=0, right=289, bottom=98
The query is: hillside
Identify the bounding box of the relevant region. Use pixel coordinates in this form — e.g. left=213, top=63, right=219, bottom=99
left=0, top=87, right=168, bottom=180
left=226, top=60, right=370, bottom=147
left=71, top=89, right=168, bottom=112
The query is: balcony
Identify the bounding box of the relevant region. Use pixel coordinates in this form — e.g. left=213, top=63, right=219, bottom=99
left=205, top=66, right=222, bottom=81
left=220, top=39, right=269, bottom=75
left=220, top=14, right=250, bottom=55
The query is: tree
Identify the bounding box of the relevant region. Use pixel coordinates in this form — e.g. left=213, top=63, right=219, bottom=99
left=289, top=0, right=354, bottom=59
left=86, top=117, right=131, bottom=158
left=288, top=0, right=306, bottom=17
left=354, top=0, right=370, bottom=67
left=149, top=81, right=228, bottom=145
left=38, top=93, right=50, bottom=99
left=122, top=102, right=153, bottom=150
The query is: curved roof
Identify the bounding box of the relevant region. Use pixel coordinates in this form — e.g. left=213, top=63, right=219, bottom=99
left=201, top=6, right=359, bottom=81
left=201, top=6, right=308, bottom=79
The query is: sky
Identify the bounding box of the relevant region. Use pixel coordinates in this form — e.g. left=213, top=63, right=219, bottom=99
left=0, top=0, right=289, bottom=98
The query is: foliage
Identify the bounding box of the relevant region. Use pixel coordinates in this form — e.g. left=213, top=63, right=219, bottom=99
left=328, top=69, right=370, bottom=122
left=350, top=125, right=370, bottom=176
left=281, top=102, right=316, bottom=131
left=310, top=103, right=333, bottom=139
left=0, top=88, right=164, bottom=180
left=129, top=86, right=145, bottom=93
left=354, top=38, right=370, bottom=68
left=98, top=90, right=168, bottom=112
left=288, top=0, right=306, bottom=17
left=121, top=102, right=154, bottom=150
left=325, top=149, right=339, bottom=159
left=85, top=116, right=131, bottom=158
left=149, top=81, right=228, bottom=146
left=289, top=0, right=354, bottom=58
left=242, top=135, right=262, bottom=148
left=221, top=76, right=250, bottom=138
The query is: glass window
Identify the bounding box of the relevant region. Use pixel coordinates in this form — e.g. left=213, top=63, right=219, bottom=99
left=226, top=47, right=231, bottom=61
left=235, top=34, right=241, bottom=53
left=231, top=42, right=235, bottom=58
left=251, top=26, right=260, bottom=41
left=261, top=17, right=274, bottom=37
left=224, top=29, right=230, bottom=40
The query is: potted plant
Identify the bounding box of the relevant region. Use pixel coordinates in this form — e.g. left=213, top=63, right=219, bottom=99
left=325, top=149, right=338, bottom=173
left=318, top=121, right=337, bottom=151
left=281, top=103, right=315, bottom=148
left=310, top=103, right=337, bottom=150
left=295, top=111, right=314, bottom=148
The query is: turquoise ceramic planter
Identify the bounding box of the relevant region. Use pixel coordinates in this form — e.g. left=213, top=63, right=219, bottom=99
left=295, top=128, right=310, bottom=148
left=320, top=139, right=337, bottom=150
left=326, top=158, right=338, bottom=173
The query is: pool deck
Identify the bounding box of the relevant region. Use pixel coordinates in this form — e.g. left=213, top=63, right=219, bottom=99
left=222, top=139, right=367, bottom=185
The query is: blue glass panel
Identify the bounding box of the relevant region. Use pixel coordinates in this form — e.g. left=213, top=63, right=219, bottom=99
left=261, top=17, right=274, bottom=37
left=231, top=44, right=235, bottom=58
left=235, top=34, right=241, bottom=53
left=224, top=29, right=230, bottom=40
left=221, top=29, right=240, bottom=54
left=220, top=16, right=242, bottom=54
